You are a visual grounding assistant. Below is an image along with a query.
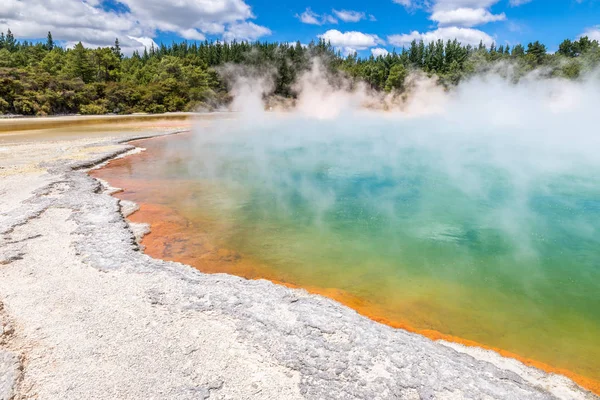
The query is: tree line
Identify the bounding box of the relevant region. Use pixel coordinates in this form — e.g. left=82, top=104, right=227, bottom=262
left=0, top=29, right=598, bottom=116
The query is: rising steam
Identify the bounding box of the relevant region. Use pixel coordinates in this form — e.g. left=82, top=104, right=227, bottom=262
left=190, top=58, right=600, bottom=268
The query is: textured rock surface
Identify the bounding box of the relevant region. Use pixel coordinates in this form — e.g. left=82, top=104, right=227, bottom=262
left=0, top=127, right=597, bottom=400
left=0, top=303, right=20, bottom=400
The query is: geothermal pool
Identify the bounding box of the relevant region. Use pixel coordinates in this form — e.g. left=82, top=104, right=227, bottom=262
left=92, top=114, right=600, bottom=390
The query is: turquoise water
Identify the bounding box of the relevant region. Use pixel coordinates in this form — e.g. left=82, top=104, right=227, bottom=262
left=97, top=114, right=600, bottom=382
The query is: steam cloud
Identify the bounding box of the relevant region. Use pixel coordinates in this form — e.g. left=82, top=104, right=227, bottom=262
left=187, top=59, right=600, bottom=276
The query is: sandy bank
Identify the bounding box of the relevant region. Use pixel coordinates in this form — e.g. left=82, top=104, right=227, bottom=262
left=0, top=113, right=197, bottom=133
left=0, top=120, right=597, bottom=399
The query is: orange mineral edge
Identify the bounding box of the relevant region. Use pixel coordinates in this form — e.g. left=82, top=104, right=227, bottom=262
left=90, top=158, right=600, bottom=397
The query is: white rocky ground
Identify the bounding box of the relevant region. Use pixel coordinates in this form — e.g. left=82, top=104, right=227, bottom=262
left=0, top=124, right=597, bottom=400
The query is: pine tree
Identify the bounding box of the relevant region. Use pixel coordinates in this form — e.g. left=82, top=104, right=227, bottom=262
left=46, top=32, right=54, bottom=51
left=573, top=36, right=595, bottom=56
left=512, top=44, right=525, bottom=57
left=6, top=29, right=16, bottom=52
left=68, top=42, right=95, bottom=83
left=526, top=41, right=547, bottom=65
left=557, top=39, right=574, bottom=57
left=433, top=40, right=444, bottom=71
left=408, top=40, right=419, bottom=65
left=417, top=40, right=425, bottom=68
left=422, top=42, right=432, bottom=71
left=111, top=38, right=122, bottom=60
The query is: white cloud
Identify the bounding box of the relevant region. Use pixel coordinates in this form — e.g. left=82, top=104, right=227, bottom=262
left=297, top=8, right=321, bottom=25
left=431, top=7, right=505, bottom=27
left=432, top=0, right=500, bottom=11
left=124, top=0, right=253, bottom=31
left=296, top=8, right=337, bottom=25
left=390, top=0, right=516, bottom=47
left=371, top=48, right=389, bottom=57
left=392, top=0, right=417, bottom=8
left=319, top=30, right=385, bottom=50
left=396, top=0, right=531, bottom=11
left=509, top=0, right=533, bottom=5
left=579, top=27, right=600, bottom=41
left=324, top=15, right=339, bottom=24
left=128, top=36, right=159, bottom=51
left=388, top=27, right=494, bottom=46
left=223, top=22, right=271, bottom=42
left=332, top=9, right=366, bottom=23
left=393, top=0, right=499, bottom=11
left=341, top=47, right=358, bottom=56
left=0, top=0, right=271, bottom=53
left=179, top=29, right=206, bottom=41
left=64, top=36, right=158, bottom=55
left=287, top=42, right=308, bottom=48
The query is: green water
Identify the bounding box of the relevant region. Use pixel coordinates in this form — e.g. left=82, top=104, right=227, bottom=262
left=113, top=116, right=600, bottom=380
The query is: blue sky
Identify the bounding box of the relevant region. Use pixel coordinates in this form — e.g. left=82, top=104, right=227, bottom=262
left=1, top=0, right=599, bottom=55
left=255, top=0, right=598, bottom=48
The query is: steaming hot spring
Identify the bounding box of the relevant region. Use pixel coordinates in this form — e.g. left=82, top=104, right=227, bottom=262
left=92, top=76, right=600, bottom=390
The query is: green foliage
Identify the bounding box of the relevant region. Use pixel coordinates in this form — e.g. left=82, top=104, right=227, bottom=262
left=0, top=30, right=598, bottom=116
left=385, top=63, right=407, bottom=92
left=512, top=44, right=526, bottom=57
left=558, top=39, right=575, bottom=57
left=561, top=61, right=581, bottom=79
left=67, top=42, right=95, bottom=83
left=46, top=32, right=54, bottom=51
left=111, top=38, right=123, bottom=60
left=526, top=41, right=547, bottom=66
left=4, top=30, right=17, bottom=52
left=80, top=100, right=109, bottom=115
